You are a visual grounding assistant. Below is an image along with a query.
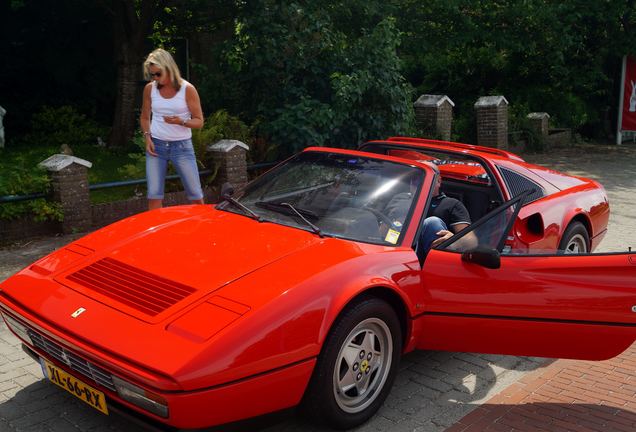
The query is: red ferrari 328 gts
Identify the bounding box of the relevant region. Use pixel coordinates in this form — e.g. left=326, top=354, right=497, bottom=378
left=1, top=137, right=634, bottom=430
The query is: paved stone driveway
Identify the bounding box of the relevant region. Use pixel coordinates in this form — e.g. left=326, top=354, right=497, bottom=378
left=1, top=143, right=634, bottom=431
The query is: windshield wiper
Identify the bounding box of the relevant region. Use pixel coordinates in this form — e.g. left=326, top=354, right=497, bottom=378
left=255, top=201, right=323, bottom=237
left=218, top=196, right=262, bottom=221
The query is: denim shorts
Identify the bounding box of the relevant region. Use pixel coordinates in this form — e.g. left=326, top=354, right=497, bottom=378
left=146, top=138, right=204, bottom=201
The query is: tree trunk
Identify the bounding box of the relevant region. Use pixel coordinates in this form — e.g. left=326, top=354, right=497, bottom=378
left=108, top=0, right=156, bottom=148
left=109, top=49, right=142, bottom=148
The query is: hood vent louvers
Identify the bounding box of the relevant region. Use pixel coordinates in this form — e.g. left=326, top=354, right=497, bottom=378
left=67, top=258, right=196, bottom=316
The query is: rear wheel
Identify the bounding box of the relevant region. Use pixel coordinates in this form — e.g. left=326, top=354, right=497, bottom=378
left=302, top=297, right=402, bottom=429
left=558, top=221, right=590, bottom=254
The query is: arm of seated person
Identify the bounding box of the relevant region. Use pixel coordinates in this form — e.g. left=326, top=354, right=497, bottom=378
left=431, top=222, right=477, bottom=249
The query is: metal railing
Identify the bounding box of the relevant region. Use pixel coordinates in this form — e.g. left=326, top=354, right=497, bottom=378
left=0, top=162, right=279, bottom=204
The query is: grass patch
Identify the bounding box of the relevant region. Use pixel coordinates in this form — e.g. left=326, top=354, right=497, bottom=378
left=0, top=143, right=147, bottom=220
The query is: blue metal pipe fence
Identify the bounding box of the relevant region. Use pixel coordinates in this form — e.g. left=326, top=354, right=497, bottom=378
left=0, top=162, right=279, bottom=204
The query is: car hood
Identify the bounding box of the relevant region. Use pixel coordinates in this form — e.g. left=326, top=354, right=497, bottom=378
left=50, top=207, right=321, bottom=323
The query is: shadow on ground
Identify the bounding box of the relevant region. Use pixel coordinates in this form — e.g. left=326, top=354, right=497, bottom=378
left=0, top=348, right=547, bottom=432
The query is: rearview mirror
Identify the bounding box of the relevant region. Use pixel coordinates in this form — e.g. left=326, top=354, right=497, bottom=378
left=461, top=246, right=501, bottom=269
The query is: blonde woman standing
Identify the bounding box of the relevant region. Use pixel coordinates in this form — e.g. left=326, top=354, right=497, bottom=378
left=140, top=48, right=205, bottom=210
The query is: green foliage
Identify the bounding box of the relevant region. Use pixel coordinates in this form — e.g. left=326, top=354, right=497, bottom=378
left=0, top=150, right=63, bottom=221
left=0, top=140, right=148, bottom=221
left=329, top=17, right=415, bottom=145
left=233, top=2, right=414, bottom=155
left=396, top=0, right=635, bottom=140
left=3, top=0, right=636, bottom=165
left=18, top=105, right=109, bottom=149
left=508, top=103, right=545, bottom=152
left=192, top=109, right=253, bottom=162
left=117, top=132, right=147, bottom=181
left=0, top=198, right=64, bottom=223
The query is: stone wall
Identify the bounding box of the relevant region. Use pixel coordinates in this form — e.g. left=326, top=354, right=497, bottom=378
left=0, top=141, right=246, bottom=245
left=545, top=128, right=573, bottom=147
left=0, top=219, right=61, bottom=245
left=90, top=188, right=219, bottom=229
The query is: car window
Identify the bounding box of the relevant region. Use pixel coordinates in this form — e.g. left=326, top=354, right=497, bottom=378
left=362, top=144, right=505, bottom=222
left=218, top=151, right=427, bottom=245
left=436, top=194, right=524, bottom=253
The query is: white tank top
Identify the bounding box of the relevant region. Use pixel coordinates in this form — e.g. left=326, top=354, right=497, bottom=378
left=150, top=80, right=192, bottom=141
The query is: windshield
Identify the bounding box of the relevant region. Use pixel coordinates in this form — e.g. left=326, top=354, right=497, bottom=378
left=217, top=151, right=426, bottom=245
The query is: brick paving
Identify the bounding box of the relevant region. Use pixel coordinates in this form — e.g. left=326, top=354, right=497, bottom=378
left=446, top=345, right=636, bottom=432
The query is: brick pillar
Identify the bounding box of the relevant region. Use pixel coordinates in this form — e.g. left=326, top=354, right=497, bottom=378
left=414, top=95, right=455, bottom=140
left=527, top=112, right=550, bottom=140
left=38, top=155, right=92, bottom=234
left=475, top=96, right=509, bottom=149
left=206, top=140, right=249, bottom=194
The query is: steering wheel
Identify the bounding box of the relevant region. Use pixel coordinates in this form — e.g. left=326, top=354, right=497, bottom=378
left=363, top=206, right=402, bottom=232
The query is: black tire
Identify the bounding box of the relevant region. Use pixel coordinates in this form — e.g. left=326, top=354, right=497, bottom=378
left=301, top=297, right=402, bottom=430
left=558, top=221, right=590, bottom=254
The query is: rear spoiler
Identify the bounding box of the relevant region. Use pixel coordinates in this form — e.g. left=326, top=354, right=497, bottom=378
left=375, top=136, right=525, bottom=162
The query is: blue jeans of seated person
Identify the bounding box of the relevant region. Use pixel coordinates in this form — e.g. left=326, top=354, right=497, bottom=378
left=416, top=216, right=447, bottom=261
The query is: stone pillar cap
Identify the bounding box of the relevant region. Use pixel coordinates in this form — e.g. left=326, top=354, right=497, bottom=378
left=38, top=154, right=92, bottom=172
left=474, top=96, right=509, bottom=107
left=527, top=112, right=550, bottom=119
left=414, top=94, right=455, bottom=107
left=207, top=139, right=250, bottom=153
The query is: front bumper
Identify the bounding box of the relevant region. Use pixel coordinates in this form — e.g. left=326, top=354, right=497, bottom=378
left=2, top=311, right=315, bottom=429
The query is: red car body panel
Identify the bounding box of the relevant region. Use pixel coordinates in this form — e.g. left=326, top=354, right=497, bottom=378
left=0, top=140, right=632, bottom=429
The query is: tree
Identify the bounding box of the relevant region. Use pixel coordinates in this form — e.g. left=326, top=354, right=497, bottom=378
left=232, top=0, right=414, bottom=155
left=394, top=0, right=636, bottom=139
left=104, top=0, right=239, bottom=148
left=105, top=0, right=158, bottom=148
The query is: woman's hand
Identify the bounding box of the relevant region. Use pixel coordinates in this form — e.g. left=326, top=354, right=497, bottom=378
left=145, top=136, right=157, bottom=156
left=163, top=115, right=186, bottom=126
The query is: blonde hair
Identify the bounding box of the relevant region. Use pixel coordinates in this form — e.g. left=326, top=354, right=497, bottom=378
left=143, top=48, right=182, bottom=90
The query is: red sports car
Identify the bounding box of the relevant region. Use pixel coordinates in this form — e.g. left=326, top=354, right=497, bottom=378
left=0, top=138, right=634, bottom=430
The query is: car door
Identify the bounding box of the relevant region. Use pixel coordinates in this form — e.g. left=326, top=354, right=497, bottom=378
left=415, top=195, right=636, bottom=361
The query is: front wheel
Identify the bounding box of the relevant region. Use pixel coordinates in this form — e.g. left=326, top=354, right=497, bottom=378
left=302, top=297, right=402, bottom=429
left=558, top=221, right=590, bottom=254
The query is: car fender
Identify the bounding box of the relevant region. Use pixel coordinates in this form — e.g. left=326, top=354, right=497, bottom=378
left=172, top=243, right=419, bottom=390
left=516, top=183, right=609, bottom=250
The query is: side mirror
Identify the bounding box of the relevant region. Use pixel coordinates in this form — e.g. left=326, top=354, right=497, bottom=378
left=461, top=246, right=501, bottom=269
left=221, top=182, right=234, bottom=198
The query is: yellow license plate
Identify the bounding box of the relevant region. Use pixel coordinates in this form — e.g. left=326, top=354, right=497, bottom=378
left=41, top=359, right=109, bottom=415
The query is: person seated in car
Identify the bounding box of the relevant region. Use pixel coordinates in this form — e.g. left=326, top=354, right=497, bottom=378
left=385, top=163, right=472, bottom=259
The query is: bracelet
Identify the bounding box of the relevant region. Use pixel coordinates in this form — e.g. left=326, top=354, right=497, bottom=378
left=143, top=131, right=151, bottom=136
left=181, top=119, right=187, bottom=126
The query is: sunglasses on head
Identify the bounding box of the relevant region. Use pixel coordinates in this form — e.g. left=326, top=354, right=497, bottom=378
left=149, top=71, right=162, bottom=77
